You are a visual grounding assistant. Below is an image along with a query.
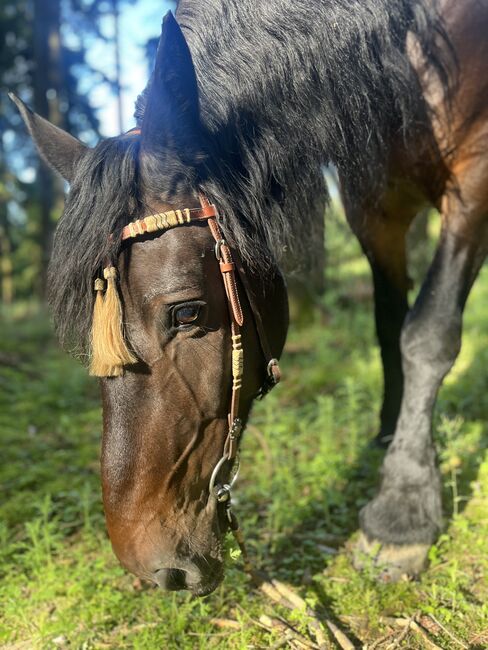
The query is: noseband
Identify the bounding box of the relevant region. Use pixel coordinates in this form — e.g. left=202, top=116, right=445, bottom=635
left=117, top=194, right=281, bottom=517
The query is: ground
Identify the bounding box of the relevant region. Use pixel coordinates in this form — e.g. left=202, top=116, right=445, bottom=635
left=1, top=209, right=487, bottom=649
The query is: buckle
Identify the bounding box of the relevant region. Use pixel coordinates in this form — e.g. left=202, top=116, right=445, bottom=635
left=229, top=418, right=243, bottom=439
left=215, top=484, right=231, bottom=503
left=214, top=238, right=226, bottom=260
left=227, top=418, right=243, bottom=460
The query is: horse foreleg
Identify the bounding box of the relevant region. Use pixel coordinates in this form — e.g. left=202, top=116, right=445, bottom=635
left=357, top=205, right=487, bottom=580
left=344, top=193, right=415, bottom=446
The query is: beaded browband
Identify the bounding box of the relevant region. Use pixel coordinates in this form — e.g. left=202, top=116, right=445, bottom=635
left=120, top=204, right=219, bottom=241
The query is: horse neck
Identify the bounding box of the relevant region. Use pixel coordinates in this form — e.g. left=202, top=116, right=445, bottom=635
left=178, top=0, right=451, bottom=205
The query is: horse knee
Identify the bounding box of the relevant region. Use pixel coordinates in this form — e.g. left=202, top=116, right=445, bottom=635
left=400, top=310, right=462, bottom=381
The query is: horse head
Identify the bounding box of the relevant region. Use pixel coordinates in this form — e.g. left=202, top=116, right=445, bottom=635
left=12, top=12, right=288, bottom=595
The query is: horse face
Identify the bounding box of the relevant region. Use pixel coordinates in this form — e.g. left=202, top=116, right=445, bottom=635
left=98, top=217, right=287, bottom=594
left=100, top=221, right=236, bottom=595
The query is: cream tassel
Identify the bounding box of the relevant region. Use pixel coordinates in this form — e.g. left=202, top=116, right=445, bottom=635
left=89, top=277, right=107, bottom=376
left=89, top=266, right=136, bottom=377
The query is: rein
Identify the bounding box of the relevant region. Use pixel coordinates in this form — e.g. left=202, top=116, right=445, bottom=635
left=91, top=193, right=282, bottom=561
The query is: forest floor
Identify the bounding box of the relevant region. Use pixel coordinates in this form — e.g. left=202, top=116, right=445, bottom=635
left=1, top=210, right=487, bottom=649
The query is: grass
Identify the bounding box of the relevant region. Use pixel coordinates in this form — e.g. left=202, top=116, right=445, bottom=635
left=0, top=209, right=487, bottom=649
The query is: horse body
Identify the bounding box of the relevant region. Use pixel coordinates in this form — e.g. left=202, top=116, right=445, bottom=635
left=346, top=0, right=488, bottom=576
left=12, top=0, right=487, bottom=591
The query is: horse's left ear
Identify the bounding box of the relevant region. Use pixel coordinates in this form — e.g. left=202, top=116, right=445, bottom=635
left=8, top=93, right=88, bottom=183
left=140, top=12, right=204, bottom=158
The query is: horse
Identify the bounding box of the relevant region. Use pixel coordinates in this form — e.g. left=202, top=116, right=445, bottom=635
left=11, top=0, right=488, bottom=594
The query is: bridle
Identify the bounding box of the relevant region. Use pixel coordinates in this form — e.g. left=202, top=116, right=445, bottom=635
left=118, top=193, right=282, bottom=547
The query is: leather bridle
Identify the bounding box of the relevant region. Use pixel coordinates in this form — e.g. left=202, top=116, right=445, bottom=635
left=119, top=194, right=281, bottom=523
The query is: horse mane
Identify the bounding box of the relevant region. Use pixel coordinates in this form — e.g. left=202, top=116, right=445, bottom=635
left=48, top=136, right=141, bottom=355
left=169, top=0, right=454, bottom=266
left=49, top=0, right=454, bottom=354
left=134, top=86, right=149, bottom=126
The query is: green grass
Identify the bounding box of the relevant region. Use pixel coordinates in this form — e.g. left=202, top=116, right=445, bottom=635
left=1, top=211, right=487, bottom=649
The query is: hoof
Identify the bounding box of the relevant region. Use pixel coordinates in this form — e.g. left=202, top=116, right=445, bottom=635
left=353, top=532, right=429, bottom=583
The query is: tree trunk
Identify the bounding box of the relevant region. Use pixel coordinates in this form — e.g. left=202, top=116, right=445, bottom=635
left=0, top=209, right=14, bottom=306
left=33, top=0, right=63, bottom=298
left=112, top=0, right=124, bottom=133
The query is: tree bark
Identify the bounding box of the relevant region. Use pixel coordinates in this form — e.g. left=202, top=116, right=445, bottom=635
left=112, top=0, right=124, bottom=133
left=0, top=208, right=14, bottom=305
left=33, top=0, right=63, bottom=298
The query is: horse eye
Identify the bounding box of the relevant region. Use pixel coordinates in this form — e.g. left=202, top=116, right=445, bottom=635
left=173, top=304, right=200, bottom=327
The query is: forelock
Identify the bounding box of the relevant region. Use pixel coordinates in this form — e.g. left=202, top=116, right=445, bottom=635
left=48, top=135, right=141, bottom=356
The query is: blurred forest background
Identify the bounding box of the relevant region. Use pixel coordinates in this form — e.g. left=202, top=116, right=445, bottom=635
left=0, top=0, right=173, bottom=304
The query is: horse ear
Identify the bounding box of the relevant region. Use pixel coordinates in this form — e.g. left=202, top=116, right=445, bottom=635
left=140, top=12, right=203, bottom=157
left=9, top=93, right=88, bottom=183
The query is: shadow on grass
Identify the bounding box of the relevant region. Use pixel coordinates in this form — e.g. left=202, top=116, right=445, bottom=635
left=250, top=285, right=487, bottom=639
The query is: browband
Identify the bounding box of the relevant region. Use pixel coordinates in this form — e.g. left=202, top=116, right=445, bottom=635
left=121, top=205, right=218, bottom=241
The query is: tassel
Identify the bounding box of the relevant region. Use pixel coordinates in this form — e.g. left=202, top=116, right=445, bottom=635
left=89, top=266, right=136, bottom=377
left=89, top=277, right=108, bottom=376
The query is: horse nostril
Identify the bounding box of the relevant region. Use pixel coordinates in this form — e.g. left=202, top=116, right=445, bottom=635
left=154, top=568, right=188, bottom=591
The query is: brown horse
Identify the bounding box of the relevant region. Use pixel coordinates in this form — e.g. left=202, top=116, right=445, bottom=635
left=347, top=0, right=488, bottom=577
left=11, top=0, right=488, bottom=593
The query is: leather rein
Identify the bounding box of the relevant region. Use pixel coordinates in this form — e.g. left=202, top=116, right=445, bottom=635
left=119, top=193, right=281, bottom=533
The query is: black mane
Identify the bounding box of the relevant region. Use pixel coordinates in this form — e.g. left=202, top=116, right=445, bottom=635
left=48, top=136, right=141, bottom=354
left=171, top=0, right=453, bottom=263
left=49, top=0, right=453, bottom=352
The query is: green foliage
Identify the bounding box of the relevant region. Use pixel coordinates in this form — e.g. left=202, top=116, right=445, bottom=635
left=0, top=213, right=487, bottom=648
left=0, top=0, right=144, bottom=303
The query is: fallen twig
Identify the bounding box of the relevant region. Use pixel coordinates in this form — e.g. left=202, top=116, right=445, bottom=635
left=394, top=618, right=443, bottom=650
left=259, top=577, right=297, bottom=609
left=247, top=569, right=355, bottom=649
left=271, top=578, right=308, bottom=610
left=366, top=628, right=397, bottom=649
left=417, top=615, right=442, bottom=637
left=469, top=629, right=488, bottom=646
left=326, top=619, right=356, bottom=650
left=385, top=616, right=413, bottom=649
left=271, top=578, right=336, bottom=648
left=423, top=614, right=468, bottom=649
left=268, top=639, right=290, bottom=650
left=259, top=614, right=318, bottom=649
left=308, top=618, right=328, bottom=649
left=272, top=579, right=350, bottom=649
